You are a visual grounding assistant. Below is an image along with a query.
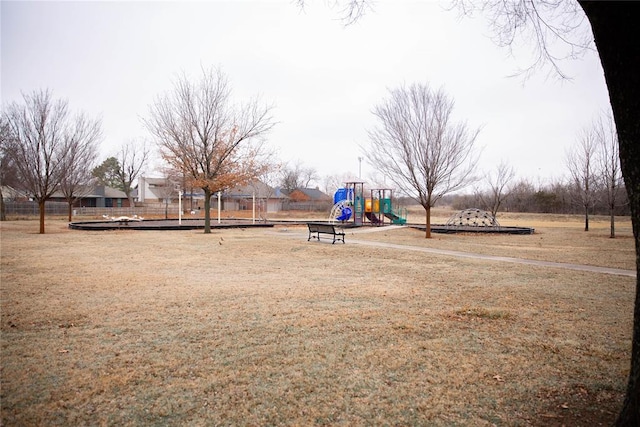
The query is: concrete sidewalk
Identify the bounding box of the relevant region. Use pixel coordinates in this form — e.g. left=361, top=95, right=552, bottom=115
left=347, top=237, right=636, bottom=278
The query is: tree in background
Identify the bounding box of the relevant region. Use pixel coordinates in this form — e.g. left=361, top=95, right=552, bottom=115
left=92, top=156, right=123, bottom=190
left=116, top=140, right=149, bottom=207
left=566, top=126, right=600, bottom=231
left=476, top=160, right=515, bottom=220
left=92, top=141, right=149, bottom=207
left=366, top=83, right=480, bottom=238
left=145, top=67, right=275, bottom=233
left=595, top=111, right=624, bottom=238
left=0, top=117, right=20, bottom=221
left=280, top=160, right=319, bottom=194
left=155, top=168, right=181, bottom=219
left=254, top=160, right=282, bottom=221
left=2, top=89, right=101, bottom=233
left=58, top=114, right=101, bottom=221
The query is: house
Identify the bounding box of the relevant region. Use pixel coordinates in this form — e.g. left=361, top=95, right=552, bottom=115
left=137, top=176, right=177, bottom=204
left=49, top=185, right=130, bottom=207
left=136, top=177, right=288, bottom=213
left=220, top=182, right=288, bottom=213
left=284, top=187, right=332, bottom=211
left=1, top=185, right=29, bottom=201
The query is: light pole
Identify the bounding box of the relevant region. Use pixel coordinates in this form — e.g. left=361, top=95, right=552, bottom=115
left=358, top=156, right=364, bottom=179
left=178, top=190, right=183, bottom=225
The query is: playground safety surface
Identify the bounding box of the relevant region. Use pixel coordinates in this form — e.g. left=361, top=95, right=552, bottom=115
left=68, top=219, right=276, bottom=231
left=69, top=219, right=535, bottom=234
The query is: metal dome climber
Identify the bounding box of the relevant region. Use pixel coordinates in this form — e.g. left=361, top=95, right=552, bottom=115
left=445, top=208, right=500, bottom=227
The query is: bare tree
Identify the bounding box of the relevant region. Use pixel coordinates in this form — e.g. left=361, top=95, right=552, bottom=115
left=2, top=90, right=101, bottom=233
left=452, top=0, right=592, bottom=80
left=366, top=83, right=480, bottom=238
left=566, top=126, right=600, bottom=231
left=0, top=117, right=20, bottom=221
left=322, top=172, right=354, bottom=198
left=476, top=160, right=515, bottom=220
left=58, top=113, right=102, bottom=221
left=156, top=171, right=180, bottom=219
left=144, top=67, right=275, bottom=233
left=116, top=140, right=149, bottom=207
left=254, top=160, right=282, bottom=221
left=280, top=160, right=319, bottom=194
left=595, top=112, right=624, bottom=238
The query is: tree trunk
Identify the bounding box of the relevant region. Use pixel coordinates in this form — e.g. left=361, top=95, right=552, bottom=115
left=424, top=205, right=432, bottom=238
left=0, top=190, right=6, bottom=221
left=584, top=205, right=589, bottom=232
left=579, top=2, right=640, bottom=424
left=611, top=203, right=616, bottom=239
left=203, top=188, right=212, bottom=234
left=38, top=199, right=46, bottom=234
left=68, top=201, right=73, bottom=222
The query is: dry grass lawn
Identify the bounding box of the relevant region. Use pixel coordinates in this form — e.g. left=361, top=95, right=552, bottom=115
left=0, top=212, right=636, bottom=426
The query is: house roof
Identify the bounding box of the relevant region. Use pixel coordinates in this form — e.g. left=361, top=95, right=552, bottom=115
left=50, top=185, right=127, bottom=199
left=103, top=187, right=128, bottom=198
left=225, top=181, right=288, bottom=199
left=143, top=177, right=171, bottom=186
left=292, top=187, right=331, bottom=201
left=1, top=185, right=29, bottom=199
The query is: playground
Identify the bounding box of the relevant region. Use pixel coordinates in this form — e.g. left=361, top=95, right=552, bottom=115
left=68, top=182, right=533, bottom=235
left=0, top=213, right=635, bottom=426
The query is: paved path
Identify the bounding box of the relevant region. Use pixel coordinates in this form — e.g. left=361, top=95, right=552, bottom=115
left=347, top=237, right=636, bottom=278
left=282, top=226, right=636, bottom=278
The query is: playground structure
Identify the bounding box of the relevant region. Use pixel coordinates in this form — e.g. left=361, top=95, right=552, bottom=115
left=330, top=181, right=407, bottom=226
left=446, top=208, right=500, bottom=227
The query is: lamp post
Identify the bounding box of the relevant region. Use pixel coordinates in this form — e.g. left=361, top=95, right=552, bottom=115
left=178, top=190, right=183, bottom=225
left=358, top=156, right=364, bottom=179
left=217, top=191, right=221, bottom=224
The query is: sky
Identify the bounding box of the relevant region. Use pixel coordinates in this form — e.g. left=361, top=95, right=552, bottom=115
left=1, top=0, right=611, bottom=190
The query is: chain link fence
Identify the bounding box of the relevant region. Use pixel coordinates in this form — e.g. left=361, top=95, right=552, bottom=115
left=3, top=201, right=179, bottom=218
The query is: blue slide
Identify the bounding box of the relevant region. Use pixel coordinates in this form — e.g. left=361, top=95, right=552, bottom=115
left=336, top=206, right=352, bottom=221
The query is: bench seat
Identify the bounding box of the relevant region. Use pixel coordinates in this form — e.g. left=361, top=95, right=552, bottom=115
left=307, top=222, right=345, bottom=244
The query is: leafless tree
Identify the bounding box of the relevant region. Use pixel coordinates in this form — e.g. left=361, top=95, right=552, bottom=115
left=151, top=166, right=181, bottom=219
left=476, top=161, right=515, bottom=220
left=451, top=0, right=592, bottom=80
left=2, top=90, right=101, bottom=233
left=322, top=172, right=354, bottom=198
left=58, top=114, right=102, bottom=221
left=366, top=83, right=480, bottom=238
left=294, top=0, right=373, bottom=25
left=144, top=67, right=275, bottom=233
left=566, top=126, right=601, bottom=231
left=595, top=112, right=624, bottom=238
left=0, top=117, right=19, bottom=221
left=280, top=160, right=319, bottom=194
left=254, top=161, right=282, bottom=221
left=116, top=140, right=149, bottom=207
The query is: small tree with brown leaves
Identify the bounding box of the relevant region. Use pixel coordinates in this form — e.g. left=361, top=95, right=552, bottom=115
left=145, top=67, right=275, bottom=233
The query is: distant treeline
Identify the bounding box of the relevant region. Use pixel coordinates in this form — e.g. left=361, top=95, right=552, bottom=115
left=447, top=180, right=630, bottom=216
left=396, top=180, right=630, bottom=216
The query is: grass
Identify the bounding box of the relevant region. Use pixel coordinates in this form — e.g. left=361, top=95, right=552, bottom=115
left=0, top=212, right=636, bottom=426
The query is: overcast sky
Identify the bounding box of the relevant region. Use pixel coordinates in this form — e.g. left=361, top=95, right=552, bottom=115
left=1, top=0, right=610, bottom=189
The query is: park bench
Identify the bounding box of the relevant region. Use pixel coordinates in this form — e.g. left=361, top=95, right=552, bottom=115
left=307, top=222, right=345, bottom=244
